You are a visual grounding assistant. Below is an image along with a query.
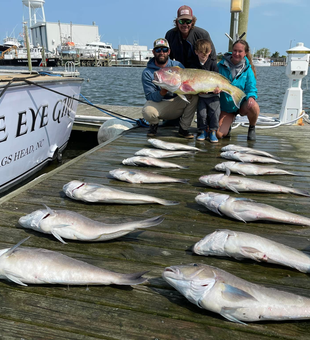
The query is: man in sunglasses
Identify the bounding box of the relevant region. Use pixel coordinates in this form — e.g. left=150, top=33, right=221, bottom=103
left=142, top=38, right=198, bottom=138
left=165, top=5, right=216, bottom=68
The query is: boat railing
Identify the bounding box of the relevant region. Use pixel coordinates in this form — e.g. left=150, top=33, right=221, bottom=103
left=64, top=61, right=77, bottom=75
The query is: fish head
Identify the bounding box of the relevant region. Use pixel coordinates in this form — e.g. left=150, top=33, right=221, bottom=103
left=220, top=151, right=235, bottom=158
left=18, top=209, right=49, bottom=231
left=193, top=230, right=231, bottom=255
left=195, top=192, right=230, bottom=214
left=162, top=263, right=216, bottom=307
left=153, top=67, right=182, bottom=93
left=221, top=145, right=236, bottom=152
left=63, top=180, right=85, bottom=199
left=199, top=174, right=225, bottom=188
left=214, top=162, right=235, bottom=172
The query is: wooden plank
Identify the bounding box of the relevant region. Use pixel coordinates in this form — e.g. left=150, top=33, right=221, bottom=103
left=1, top=122, right=310, bottom=338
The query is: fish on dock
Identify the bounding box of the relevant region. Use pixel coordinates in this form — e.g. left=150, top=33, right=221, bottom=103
left=152, top=66, right=245, bottom=107
left=148, top=138, right=201, bottom=151
left=109, top=169, right=188, bottom=184
left=221, top=144, right=277, bottom=158
left=162, top=263, right=310, bottom=323
left=199, top=174, right=310, bottom=197
left=195, top=192, right=310, bottom=225
left=214, top=161, right=295, bottom=176
left=0, top=237, right=148, bottom=286
left=193, top=229, right=310, bottom=273
left=63, top=180, right=179, bottom=205
left=122, top=156, right=188, bottom=169
left=221, top=151, right=283, bottom=164
left=18, top=206, right=164, bottom=244
left=135, top=148, right=194, bottom=158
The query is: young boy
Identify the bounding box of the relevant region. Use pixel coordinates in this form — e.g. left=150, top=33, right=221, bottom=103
left=192, top=39, right=221, bottom=142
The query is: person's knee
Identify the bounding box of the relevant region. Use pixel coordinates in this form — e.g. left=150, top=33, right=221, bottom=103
left=142, top=105, right=159, bottom=122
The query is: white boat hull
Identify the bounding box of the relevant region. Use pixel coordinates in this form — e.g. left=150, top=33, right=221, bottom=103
left=0, top=75, right=83, bottom=193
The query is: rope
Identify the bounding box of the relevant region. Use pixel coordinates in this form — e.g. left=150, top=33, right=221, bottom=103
left=0, top=73, right=147, bottom=126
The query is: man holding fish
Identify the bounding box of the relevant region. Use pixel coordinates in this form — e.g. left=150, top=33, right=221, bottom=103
left=141, top=38, right=198, bottom=139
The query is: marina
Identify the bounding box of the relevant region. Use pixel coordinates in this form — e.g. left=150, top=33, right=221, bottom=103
left=0, top=116, right=310, bottom=338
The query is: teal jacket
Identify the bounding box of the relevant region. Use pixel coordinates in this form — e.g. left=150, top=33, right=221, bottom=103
left=217, top=53, right=257, bottom=113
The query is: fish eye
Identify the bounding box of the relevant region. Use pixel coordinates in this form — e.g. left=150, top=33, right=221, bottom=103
left=193, top=263, right=198, bottom=267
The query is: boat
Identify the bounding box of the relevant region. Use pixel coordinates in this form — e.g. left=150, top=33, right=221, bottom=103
left=57, top=39, right=116, bottom=59
left=0, top=36, right=22, bottom=52
left=0, top=68, right=83, bottom=194
left=117, top=42, right=153, bottom=66
left=253, top=57, right=271, bottom=67
left=0, top=45, right=58, bottom=67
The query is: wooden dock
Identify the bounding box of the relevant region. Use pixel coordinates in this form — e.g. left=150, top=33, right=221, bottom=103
left=1, top=114, right=310, bottom=339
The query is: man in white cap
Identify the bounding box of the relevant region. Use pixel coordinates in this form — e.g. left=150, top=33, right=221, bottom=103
left=165, top=5, right=216, bottom=68
left=141, top=38, right=198, bottom=138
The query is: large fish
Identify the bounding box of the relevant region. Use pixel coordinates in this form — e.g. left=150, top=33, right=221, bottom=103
left=221, top=151, right=283, bottom=164
left=221, top=144, right=277, bottom=158
left=109, top=169, right=188, bottom=184
left=19, top=205, right=164, bottom=244
left=214, top=161, right=295, bottom=176
left=195, top=192, right=310, bottom=226
left=148, top=138, right=201, bottom=151
left=135, top=148, right=194, bottom=158
left=162, top=263, right=310, bottom=323
left=193, top=229, right=310, bottom=273
left=63, top=180, right=179, bottom=205
left=199, top=174, right=310, bottom=197
left=122, top=156, right=188, bottom=169
left=153, top=66, right=245, bottom=108
left=0, top=238, right=147, bottom=286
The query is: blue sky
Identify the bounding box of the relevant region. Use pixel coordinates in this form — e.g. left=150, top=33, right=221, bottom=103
left=1, top=0, right=309, bottom=56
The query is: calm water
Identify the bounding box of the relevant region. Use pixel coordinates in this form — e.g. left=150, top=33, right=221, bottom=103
left=77, top=65, right=310, bottom=114
left=2, top=64, right=310, bottom=113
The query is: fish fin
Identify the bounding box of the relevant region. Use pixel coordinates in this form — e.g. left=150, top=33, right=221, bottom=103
left=226, top=184, right=240, bottom=194
left=179, top=83, right=195, bottom=92
left=1, top=237, right=31, bottom=258
left=240, top=247, right=266, bottom=262
left=236, top=170, right=247, bottom=176
left=5, top=271, right=28, bottom=286
left=222, top=88, right=246, bottom=109
left=42, top=204, right=54, bottom=215
left=51, top=229, right=67, bottom=244
left=220, top=307, right=248, bottom=325
left=225, top=168, right=231, bottom=176
left=221, top=283, right=257, bottom=302
left=230, top=212, right=247, bottom=223
left=177, top=94, right=190, bottom=103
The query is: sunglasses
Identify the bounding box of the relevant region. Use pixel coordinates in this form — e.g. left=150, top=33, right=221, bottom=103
left=154, top=47, right=169, bottom=53
left=178, top=19, right=192, bottom=25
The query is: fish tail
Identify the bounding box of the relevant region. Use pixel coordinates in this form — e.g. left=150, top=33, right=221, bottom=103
left=159, top=199, right=180, bottom=206
left=137, top=215, right=165, bottom=228
left=178, top=179, right=190, bottom=184
left=117, top=271, right=149, bottom=285
left=291, top=189, right=310, bottom=197
left=224, top=87, right=246, bottom=109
